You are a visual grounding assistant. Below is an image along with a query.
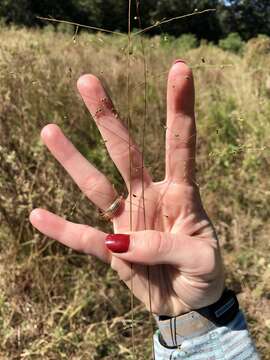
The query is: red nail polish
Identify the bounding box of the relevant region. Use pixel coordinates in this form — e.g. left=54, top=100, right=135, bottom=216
left=105, top=234, right=130, bottom=253
left=173, top=59, right=186, bottom=65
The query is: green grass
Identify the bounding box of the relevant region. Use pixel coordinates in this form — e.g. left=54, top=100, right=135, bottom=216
left=0, top=27, right=269, bottom=359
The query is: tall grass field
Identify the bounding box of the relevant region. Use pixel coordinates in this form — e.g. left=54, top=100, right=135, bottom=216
left=0, top=27, right=270, bottom=359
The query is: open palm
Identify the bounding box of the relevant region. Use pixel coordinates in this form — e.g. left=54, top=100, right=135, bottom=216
left=30, top=61, right=224, bottom=316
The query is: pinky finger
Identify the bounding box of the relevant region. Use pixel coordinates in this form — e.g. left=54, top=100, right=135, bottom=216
left=29, top=208, right=111, bottom=263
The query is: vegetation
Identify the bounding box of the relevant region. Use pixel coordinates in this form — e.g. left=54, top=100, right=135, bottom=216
left=219, top=32, right=244, bottom=53
left=0, top=1, right=269, bottom=41
left=0, top=27, right=270, bottom=359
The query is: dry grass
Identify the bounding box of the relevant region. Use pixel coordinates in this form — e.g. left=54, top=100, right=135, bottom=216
left=0, top=27, right=269, bottom=359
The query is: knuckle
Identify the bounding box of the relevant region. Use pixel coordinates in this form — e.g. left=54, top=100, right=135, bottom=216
left=135, top=231, right=158, bottom=260
left=197, top=241, right=218, bottom=276
left=143, top=231, right=173, bottom=259
left=77, top=226, right=91, bottom=253
left=147, top=230, right=162, bottom=256
left=111, top=257, right=133, bottom=282
left=79, top=173, right=105, bottom=197
left=156, top=231, right=164, bottom=255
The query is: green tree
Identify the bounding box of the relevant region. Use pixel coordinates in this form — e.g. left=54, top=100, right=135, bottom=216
left=219, top=32, right=244, bottom=53
left=220, top=0, right=270, bottom=40
left=0, top=0, right=78, bottom=26
left=0, top=0, right=269, bottom=41
left=149, top=0, right=223, bottom=41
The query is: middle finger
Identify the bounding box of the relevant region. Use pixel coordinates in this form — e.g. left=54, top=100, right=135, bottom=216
left=165, top=61, right=196, bottom=184
left=77, top=74, right=152, bottom=188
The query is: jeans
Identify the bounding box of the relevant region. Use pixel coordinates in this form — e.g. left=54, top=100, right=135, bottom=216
left=154, top=310, right=260, bottom=359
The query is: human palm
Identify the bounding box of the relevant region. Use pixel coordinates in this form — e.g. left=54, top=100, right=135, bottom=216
left=30, top=61, right=224, bottom=316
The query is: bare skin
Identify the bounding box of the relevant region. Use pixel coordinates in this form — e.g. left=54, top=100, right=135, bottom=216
left=30, top=61, right=225, bottom=317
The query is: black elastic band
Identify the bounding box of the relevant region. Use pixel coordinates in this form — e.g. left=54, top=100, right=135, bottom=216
left=197, top=288, right=239, bottom=326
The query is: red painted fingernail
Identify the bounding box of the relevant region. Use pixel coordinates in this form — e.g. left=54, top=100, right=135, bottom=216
left=105, top=234, right=130, bottom=253
left=173, top=59, right=186, bottom=65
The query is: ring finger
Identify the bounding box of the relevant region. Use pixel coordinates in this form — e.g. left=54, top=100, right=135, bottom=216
left=41, top=124, right=117, bottom=211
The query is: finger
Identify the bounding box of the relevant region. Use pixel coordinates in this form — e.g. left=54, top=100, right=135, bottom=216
left=165, top=60, right=196, bottom=184
left=30, top=208, right=111, bottom=263
left=105, top=231, right=211, bottom=270
left=41, top=124, right=117, bottom=211
left=77, top=74, right=151, bottom=187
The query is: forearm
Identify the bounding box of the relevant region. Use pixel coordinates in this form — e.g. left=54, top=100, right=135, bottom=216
left=154, top=310, right=260, bottom=359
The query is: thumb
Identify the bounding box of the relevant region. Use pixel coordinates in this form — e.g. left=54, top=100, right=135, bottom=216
left=105, top=230, right=202, bottom=267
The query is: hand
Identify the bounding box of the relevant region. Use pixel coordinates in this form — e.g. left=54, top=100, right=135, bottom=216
left=30, top=60, right=225, bottom=316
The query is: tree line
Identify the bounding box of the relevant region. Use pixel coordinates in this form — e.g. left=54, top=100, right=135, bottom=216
left=0, top=0, right=269, bottom=41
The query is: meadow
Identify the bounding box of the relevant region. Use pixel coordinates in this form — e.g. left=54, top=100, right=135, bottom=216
left=0, top=26, right=270, bottom=359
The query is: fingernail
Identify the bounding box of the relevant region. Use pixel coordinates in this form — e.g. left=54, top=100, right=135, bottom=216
left=105, top=234, right=130, bottom=253
left=173, top=59, right=186, bottom=65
